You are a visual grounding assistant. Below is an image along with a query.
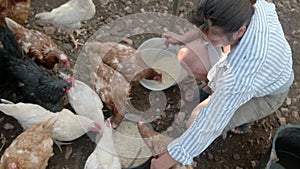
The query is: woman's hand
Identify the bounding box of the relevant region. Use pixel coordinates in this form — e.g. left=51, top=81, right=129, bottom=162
left=150, top=152, right=178, bottom=169
left=162, top=32, right=184, bottom=47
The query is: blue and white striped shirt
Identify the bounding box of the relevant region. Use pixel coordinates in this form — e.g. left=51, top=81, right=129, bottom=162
left=168, top=0, right=294, bottom=165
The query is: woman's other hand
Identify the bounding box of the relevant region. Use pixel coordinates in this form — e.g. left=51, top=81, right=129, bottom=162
left=162, top=32, right=184, bottom=47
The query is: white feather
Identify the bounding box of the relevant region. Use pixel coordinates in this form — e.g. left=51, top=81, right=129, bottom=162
left=0, top=102, right=100, bottom=141
left=67, top=79, right=105, bottom=127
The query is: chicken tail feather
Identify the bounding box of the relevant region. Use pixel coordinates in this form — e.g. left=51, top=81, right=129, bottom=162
left=0, top=98, right=14, bottom=104
left=43, top=117, right=58, bottom=134
left=35, top=12, right=53, bottom=21
left=4, top=17, right=21, bottom=31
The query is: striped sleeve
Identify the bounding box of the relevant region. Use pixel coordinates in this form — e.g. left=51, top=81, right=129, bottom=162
left=168, top=70, right=253, bottom=165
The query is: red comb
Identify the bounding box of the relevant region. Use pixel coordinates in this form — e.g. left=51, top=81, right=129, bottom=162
left=66, top=76, right=75, bottom=86
left=106, top=118, right=112, bottom=128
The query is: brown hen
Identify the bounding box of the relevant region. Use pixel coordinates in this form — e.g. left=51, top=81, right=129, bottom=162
left=0, top=0, right=30, bottom=27
left=5, top=17, right=70, bottom=70
left=86, top=41, right=162, bottom=82
left=86, top=42, right=131, bottom=128
left=0, top=117, right=56, bottom=169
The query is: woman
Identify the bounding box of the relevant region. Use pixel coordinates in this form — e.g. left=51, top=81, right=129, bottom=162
left=151, top=0, right=294, bottom=168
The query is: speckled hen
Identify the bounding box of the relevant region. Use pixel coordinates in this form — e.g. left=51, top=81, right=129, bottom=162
left=5, top=17, right=70, bottom=70
left=86, top=42, right=131, bottom=128
left=86, top=41, right=162, bottom=83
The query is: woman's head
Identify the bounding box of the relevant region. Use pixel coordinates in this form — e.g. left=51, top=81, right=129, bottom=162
left=192, top=0, right=255, bottom=47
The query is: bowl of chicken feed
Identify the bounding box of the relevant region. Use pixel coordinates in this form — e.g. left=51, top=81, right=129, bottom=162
left=137, top=38, right=189, bottom=91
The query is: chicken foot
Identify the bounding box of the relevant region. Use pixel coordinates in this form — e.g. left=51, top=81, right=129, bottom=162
left=0, top=133, right=6, bottom=152
left=74, top=28, right=86, bottom=36
left=69, top=33, right=84, bottom=49
left=54, top=140, right=72, bottom=152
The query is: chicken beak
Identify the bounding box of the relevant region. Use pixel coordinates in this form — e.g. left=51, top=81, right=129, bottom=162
left=153, top=73, right=162, bottom=82
left=90, top=122, right=102, bottom=133
left=59, top=57, right=71, bottom=67
left=66, top=76, right=75, bottom=86
left=65, top=59, right=71, bottom=67
left=63, top=86, right=72, bottom=92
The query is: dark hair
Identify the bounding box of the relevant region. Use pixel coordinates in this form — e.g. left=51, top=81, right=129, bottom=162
left=192, top=0, right=255, bottom=34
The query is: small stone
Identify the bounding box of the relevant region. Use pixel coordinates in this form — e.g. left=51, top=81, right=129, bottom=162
left=3, top=123, right=14, bottom=130
left=285, top=97, right=292, bottom=105
left=233, top=153, right=240, bottom=160
left=207, top=152, right=214, bottom=160
left=99, top=0, right=110, bottom=5
left=160, top=111, right=167, bottom=118
left=64, top=145, right=73, bottom=160
left=43, top=26, right=56, bottom=35
left=251, top=161, right=257, bottom=168
left=167, top=126, right=173, bottom=132
left=125, top=19, right=133, bottom=26
left=141, top=0, right=149, bottom=5
left=280, top=107, right=289, bottom=112
left=124, top=6, right=133, bottom=14
left=121, top=38, right=133, bottom=45
left=292, top=111, right=300, bottom=119
left=166, top=104, right=171, bottom=110
left=147, top=19, right=154, bottom=24
left=278, top=117, right=286, bottom=125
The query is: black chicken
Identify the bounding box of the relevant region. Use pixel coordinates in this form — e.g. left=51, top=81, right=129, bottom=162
left=0, top=27, right=73, bottom=112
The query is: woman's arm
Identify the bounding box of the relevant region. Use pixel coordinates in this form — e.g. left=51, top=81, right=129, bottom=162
left=162, top=26, right=201, bottom=46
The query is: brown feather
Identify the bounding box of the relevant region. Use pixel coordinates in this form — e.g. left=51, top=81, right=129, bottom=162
left=0, top=0, right=30, bottom=27
left=0, top=117, right=56, bottom=169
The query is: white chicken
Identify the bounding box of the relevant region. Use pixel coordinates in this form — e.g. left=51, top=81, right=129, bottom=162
left=84, top=118, right=121, bottom=169
left=0, top=101, right=102, bottom=142
left=35, top=0, right=96, bottom=48
left=60, top=74, right=105, bottom=127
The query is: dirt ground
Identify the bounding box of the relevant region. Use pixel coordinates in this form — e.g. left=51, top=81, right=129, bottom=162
left=1, top=0, right=300, bottom=169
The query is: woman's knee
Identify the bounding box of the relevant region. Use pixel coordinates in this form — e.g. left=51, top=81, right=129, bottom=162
left=178, top=46, right=208, bottom=80
left=178, top=47, right=192, bottom=64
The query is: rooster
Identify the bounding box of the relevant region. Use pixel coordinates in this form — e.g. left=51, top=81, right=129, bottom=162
left=0, top=101, right=102, bottom=142
left=5, top=17, right=71, bottom=70
left=0, top=117, right=56, bottom=169
left=86, top=43, right=131, bottom=128
left=0, top=0, right=30, bottom=27
left=35, top=0, right=96, bottom=48
left=86, top=42, right=162, bottom=82
left=0, top=27, right=73, bottom=112
left=84, top=118, right=121, bottom=169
